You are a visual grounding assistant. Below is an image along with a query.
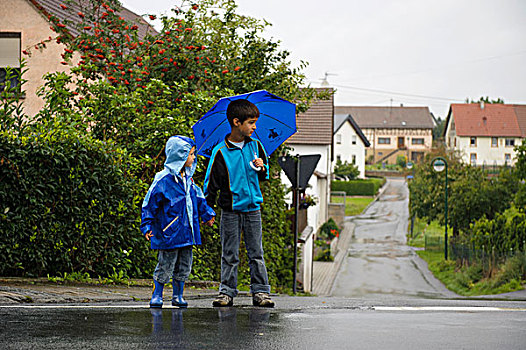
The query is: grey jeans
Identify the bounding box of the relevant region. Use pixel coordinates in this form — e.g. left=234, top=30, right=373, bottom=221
left=219, top=210, right=271, bottom=298
left=153, top=246, right=193, bottom=284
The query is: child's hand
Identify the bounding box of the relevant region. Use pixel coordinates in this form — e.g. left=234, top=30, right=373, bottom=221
left=253, top=158, right=264, bottom=169
left=204, top=217, right=215, bottom=227
left=144, top=231, right=153, bottom=241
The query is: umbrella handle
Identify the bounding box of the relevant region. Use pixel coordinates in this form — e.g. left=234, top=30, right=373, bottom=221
left=249, top=161, right=262, bottom=172
left=249, top=152, right=262, bottom=172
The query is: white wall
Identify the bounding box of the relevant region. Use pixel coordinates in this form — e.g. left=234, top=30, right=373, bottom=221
left=333, top=122, right=367, bottom=178
left=455, top=136, right=522, bottom=166
left=280, top=144, right=332, bottom=231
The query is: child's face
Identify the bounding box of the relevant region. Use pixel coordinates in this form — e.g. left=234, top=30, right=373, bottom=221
left=184, top=147, right=196, bottom=167
left=234, top=117, right=258, bottom=137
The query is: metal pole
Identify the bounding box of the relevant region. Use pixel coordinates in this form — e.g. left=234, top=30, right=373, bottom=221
left=293, top=155, right=300, bottom=294
left=444, top=159, right=447, bottom=260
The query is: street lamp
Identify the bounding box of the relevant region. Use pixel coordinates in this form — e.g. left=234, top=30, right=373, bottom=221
left=432, top=157, right=448, bottom=260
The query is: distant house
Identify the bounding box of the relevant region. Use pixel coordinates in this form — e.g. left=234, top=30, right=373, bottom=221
left=333, top=114, right=370, bottom=178
left=0, top=0, right=156, bottom=117
left=443, top=103, right=526, bottom=166
left=283, top=88, right=334, bottom=232
left=334, top=106, right=435, bottom=164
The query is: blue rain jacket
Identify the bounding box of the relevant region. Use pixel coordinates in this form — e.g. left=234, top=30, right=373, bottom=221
left=141, top=136, right=215, bottom=250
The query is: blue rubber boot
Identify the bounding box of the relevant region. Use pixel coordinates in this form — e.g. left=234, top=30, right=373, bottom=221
left=149, top=279, right=164, bottom=308
left=172, top=280, right=188, bottom=308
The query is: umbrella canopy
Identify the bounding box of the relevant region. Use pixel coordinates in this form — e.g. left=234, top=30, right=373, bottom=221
left=192, top=90, right=296, bottom=157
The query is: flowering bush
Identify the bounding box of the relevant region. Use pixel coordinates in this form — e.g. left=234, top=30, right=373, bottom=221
left=3, top=0, right=327, bottom=289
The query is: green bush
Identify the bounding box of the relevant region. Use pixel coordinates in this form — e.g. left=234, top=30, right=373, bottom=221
left=332, top=179, right=381, bottom=196
left=0, top=130, right=154, bottom=278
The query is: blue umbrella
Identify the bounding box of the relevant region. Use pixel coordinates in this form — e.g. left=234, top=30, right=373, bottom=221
left=192, top=90, right=296, bottom=158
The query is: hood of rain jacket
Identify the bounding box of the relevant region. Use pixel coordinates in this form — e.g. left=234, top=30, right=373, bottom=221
left=141, top=136, right=215, bottom=250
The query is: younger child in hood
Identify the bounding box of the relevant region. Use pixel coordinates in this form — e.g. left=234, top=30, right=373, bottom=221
left=141, top=135, right=215, bottom=308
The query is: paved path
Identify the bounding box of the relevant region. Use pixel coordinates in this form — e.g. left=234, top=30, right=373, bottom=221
left=331, top=178, right=458, bottom=299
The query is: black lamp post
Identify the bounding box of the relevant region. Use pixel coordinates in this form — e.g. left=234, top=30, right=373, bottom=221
left=432, top=157, right=448, bottom=260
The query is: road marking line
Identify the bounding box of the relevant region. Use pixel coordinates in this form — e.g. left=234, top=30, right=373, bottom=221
left=373, top=306, right=526, bottom=312
left=0, top=304, right=158, bottom=309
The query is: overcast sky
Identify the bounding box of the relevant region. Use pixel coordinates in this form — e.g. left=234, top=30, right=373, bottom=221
left=122, top=0, right=526, bottom=119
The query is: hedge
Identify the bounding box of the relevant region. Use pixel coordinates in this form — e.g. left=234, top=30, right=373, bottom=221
left=0, top=130, right=154, bottom=278
left=331, top=179, right=385, bottom=196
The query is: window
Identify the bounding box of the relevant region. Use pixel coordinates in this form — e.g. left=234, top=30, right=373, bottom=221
left=0, top=32, right=21, bottom=93
left=505, top=138, right=515, bottom=147
left=336, top=134, right=342, bottom=144
left=352, top=155, right=356, bottom=164
left=470, top=137, right=477, bottom=147
left=491, top=137, right=498, bottom=147
left=505, top=154, right=511, bottom=164
left=411, top=138, right=424, bottom=145
left=378, top=137, right=390, bottom=144
left=352, top=135, right=357, bottom=145
left=378, top=152, right=383, bottom=156
left=454, top=138, right=457, bottom=147
left=470, top=153, right=477, bottom=165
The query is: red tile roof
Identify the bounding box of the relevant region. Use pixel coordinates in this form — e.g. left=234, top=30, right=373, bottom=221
left=449, top=103, right=524, bottom=137
left=287, top=88, right=334, bottom=145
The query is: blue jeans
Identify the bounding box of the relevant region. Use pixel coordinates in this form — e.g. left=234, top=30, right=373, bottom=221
left=219, top=210, right=271, bottom=298
left=153, top=246, right=193, bottom=284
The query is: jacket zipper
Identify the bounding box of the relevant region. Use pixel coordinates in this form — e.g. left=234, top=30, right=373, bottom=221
left=163, top=216, right=179, bottom=232
left=241, top=147, right=254, bottom=207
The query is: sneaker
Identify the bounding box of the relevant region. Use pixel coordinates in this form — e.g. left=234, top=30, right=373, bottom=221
left=212, top=293, right=233, bottom=307
left=252, top=293, right=275, bottom=308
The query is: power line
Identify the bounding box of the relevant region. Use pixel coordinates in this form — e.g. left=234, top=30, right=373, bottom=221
left=331, top=83, right=462, bottom=102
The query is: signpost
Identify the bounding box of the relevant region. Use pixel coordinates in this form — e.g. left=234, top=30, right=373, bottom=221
left=279, top=154, right=321, bottom=293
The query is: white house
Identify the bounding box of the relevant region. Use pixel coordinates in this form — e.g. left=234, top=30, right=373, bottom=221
left=283, top=88, right=333, bottom=232
left=444, top=103, right=526, bottom=166
left=333, top=114, right=370, bottom=178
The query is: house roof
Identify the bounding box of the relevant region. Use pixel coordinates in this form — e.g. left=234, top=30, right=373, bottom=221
left=334, top=106, right=435, bottom=129
left=29, top=0, right=157, bottom=40
left=287, top=88, right=333, bottom=145
left=446, top=103, right=525, bottom=138
left=334, top=114, right=371, bottom=147
left=513, top=105, right=526, bottom=137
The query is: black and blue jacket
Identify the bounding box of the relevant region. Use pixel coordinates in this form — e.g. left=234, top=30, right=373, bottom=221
left=204, top=135, right=269, bottom=212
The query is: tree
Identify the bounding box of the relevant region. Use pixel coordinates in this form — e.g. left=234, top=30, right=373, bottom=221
left=465, top=96, right=504, bottom=104
left=334, top=159, right=360, bottom=180
left=2, top=0, right=321, bottom=288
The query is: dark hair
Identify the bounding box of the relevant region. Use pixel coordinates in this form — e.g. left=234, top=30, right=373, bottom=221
left=226, top=99, right=259, bottom=127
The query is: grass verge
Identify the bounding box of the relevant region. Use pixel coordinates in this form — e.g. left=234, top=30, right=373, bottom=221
left=331, top=196, right=375, bottom=216
left=416, top=250, right=525, bottom=296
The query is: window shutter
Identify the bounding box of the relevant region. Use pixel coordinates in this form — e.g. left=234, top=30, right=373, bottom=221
left=0, top=36, right=21, bottom=68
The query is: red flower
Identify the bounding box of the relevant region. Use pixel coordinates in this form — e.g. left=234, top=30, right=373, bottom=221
left=234, top=66, right=240, bottom=71
left=165, top=31, right=171, bottom=35
left=185, top=28, right=192, bottom=32
left=78, top=12, right=84, bottom=18
left=192, top=5, right=199, bottom=10
left=158, top=49, right=166, bottom=54
left=57, top=23, right=66, bottom=28
left=60, top=4, right=67, bottom=10
left=60, top=61, right=67, bottom=65
left=112, top=29, right=120, bottom=33
left=83, top=26, right=92, bottom=30
left=147, top=100, right=154, bottom=105
left=124, top=80, right=129, bottom=85
left=149, top=15, right=156, bottom=20
left=222, top=69, right=229, bottom=74
left=22, top=50, right=29, bottom=55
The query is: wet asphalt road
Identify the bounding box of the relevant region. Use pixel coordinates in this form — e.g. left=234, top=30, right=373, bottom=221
left=332, top=178, right=454, bottom=299
left=1, top=302, right=526, bottom=349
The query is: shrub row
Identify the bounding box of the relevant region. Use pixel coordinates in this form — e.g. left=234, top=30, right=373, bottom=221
left=331, top=179, right=384, bottom=196
left=0, top=131, right=155, bottom=278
